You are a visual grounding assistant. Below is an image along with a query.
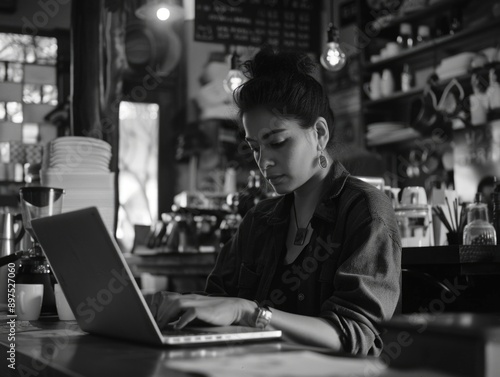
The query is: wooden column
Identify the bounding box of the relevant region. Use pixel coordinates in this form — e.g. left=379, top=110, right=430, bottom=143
left=70, top=0, right=127, bottom=174
left=70, top=0, right=127, bottom=231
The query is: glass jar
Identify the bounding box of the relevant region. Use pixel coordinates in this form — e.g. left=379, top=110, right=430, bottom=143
left=463, top=193, right=496, bottom=245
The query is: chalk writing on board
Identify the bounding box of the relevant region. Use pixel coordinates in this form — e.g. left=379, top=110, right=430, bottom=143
left=194, top=0, right=320, bottom=52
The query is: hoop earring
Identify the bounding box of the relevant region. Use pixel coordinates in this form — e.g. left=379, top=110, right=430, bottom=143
left=318, top=150, right=328, bottom=169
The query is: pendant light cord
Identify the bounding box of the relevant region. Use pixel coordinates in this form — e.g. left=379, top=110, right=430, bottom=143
left=330, top=0, right=334, bottom=26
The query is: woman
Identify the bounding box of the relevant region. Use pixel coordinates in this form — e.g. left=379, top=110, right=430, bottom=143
left=149, top=48, right=401, bottom=356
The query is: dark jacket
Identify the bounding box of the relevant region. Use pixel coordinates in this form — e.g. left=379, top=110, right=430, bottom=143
left=205, top=162, right=401, bottom=356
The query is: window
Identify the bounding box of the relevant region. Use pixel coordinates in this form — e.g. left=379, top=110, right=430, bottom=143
left=0, top=33, right=58, bottom=144
left=117, top=101, right=159, bottom=250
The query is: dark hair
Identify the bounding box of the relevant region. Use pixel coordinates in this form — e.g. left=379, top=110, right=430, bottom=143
left=234, top=47, right=335, bottom=150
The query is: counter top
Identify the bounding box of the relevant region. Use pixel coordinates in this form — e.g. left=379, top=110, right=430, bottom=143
left=402, top=245, right=500, bottom=275
left=124, top=249, right=217, bottom=278
left=0, top=314, right=458, bottom=377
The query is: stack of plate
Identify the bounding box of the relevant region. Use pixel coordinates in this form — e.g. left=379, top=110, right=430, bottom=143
left=366, top=122, right=420, bottom=146
left=435, top=52, right=475, bottom=81
left=40, top=137, right=115, bottom=234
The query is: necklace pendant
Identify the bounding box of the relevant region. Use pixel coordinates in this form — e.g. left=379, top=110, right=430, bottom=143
left=294, top=227, right=308, bottom=246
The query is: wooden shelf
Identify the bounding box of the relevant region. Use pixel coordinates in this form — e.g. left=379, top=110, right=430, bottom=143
left=364, top=19, right=500, bottom=70
left=360, top=1, right=500, bottom=154
left=364, top=87, right=422, bottom=106
left=363, top=62, right=500, bottom=107
left=373, top=0, right=468, bottom=31
left=366, top=129, right=421, bottom=147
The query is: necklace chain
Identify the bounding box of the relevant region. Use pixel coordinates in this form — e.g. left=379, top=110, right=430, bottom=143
left=292, top=202, right=311, bottom=246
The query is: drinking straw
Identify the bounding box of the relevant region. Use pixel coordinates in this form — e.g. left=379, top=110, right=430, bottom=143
left=446, top=196, right=457, bottom=232
left=432, top=206, right=453, bottom=232
left=459, top=202, right=467, bottom=233
left=454, top=198, right=458, bottom=230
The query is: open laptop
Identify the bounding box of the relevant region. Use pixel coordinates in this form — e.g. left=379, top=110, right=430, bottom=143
left=31, top=207, right=281, bottom=346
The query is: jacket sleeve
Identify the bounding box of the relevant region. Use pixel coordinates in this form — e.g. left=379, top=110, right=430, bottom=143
left=320, top=194, right=401, bottom=356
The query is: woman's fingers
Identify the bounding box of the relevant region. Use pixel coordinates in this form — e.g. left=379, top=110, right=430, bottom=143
left=174, top=307, right=198, bottom=329
left=157, top=295, right=184, bottom=328
left=155, top=295, right=204, bottom=328
left=148, top=291, right=180, bottom=320
left=148, top=291, right=163, bottom=317
left=153, top=295, right=243, bottom=329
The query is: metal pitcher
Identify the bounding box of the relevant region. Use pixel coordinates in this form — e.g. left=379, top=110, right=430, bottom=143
left=0, top=211, right=25, bottom=258
left=0, top=211, right=25, bottom=305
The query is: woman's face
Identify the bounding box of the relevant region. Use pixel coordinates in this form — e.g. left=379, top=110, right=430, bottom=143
left=242, top=108, right=321, bottom=194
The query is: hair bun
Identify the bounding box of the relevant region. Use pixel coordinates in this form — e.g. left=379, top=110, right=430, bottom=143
left=243, top=47, right=316, bottom=79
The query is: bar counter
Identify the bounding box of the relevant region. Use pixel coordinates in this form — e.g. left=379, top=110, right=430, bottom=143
left=0, top=312, right=461, bottom=377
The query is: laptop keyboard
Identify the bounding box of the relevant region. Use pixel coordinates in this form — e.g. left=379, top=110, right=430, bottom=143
left=161, top=327, right=214, bottom=336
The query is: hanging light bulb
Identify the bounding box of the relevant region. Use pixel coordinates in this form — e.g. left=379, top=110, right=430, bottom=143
left=320, top=23, right=346, bottom=72
left=223, top=52, right=246, bottom=94
left=156, top=7, right=170, bottom=21
left=135, top=0, right=184, bottom=22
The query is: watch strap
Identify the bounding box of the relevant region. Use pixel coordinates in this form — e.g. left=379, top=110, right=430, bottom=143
left=251, top=301, right=272, bottom=329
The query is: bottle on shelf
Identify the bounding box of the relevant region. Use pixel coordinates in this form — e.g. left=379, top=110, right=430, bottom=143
left=401, top=64, right=414, bottom=92
left=396, top=23, right=414, bottom=49
left=449, top=6, right=463, bottom=35
left=434, top=16, right=450, bottom=37
left=487, top=68, right=500, bottom=110
left=463, top=193, right=497, bottom=245
left=416, top=25, right=431, bottom=44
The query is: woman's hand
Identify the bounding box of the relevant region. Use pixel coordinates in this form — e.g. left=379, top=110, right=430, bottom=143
left=148, top=292, right=256, bottom=329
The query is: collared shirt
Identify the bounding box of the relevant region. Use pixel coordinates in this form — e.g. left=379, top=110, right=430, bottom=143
left=205, top=161, right=402, bottom=356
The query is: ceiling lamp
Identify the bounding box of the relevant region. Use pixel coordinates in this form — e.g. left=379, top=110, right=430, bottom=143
left=320, top=2, right=346, bottom=72
left=223, top=51, right=247, bottom=94
left=135, top=0, right=184, bottom=22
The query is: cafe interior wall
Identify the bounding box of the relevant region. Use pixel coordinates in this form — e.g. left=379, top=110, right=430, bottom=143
left=0, top=0, right=388, bottom=225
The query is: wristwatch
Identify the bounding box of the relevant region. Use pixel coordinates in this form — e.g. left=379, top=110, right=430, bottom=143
left=251, top=303, right=272, bottom=329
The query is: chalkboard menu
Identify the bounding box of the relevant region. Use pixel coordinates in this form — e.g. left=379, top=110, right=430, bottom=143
left=194, top=0, right=321, bottom=53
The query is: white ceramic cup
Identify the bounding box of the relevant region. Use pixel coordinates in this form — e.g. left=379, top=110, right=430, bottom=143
left=381, top=69, right=395, bottom=97
left=54, top=284, right=76, bottom=321
left=15, top=284, right=44, bottom=321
